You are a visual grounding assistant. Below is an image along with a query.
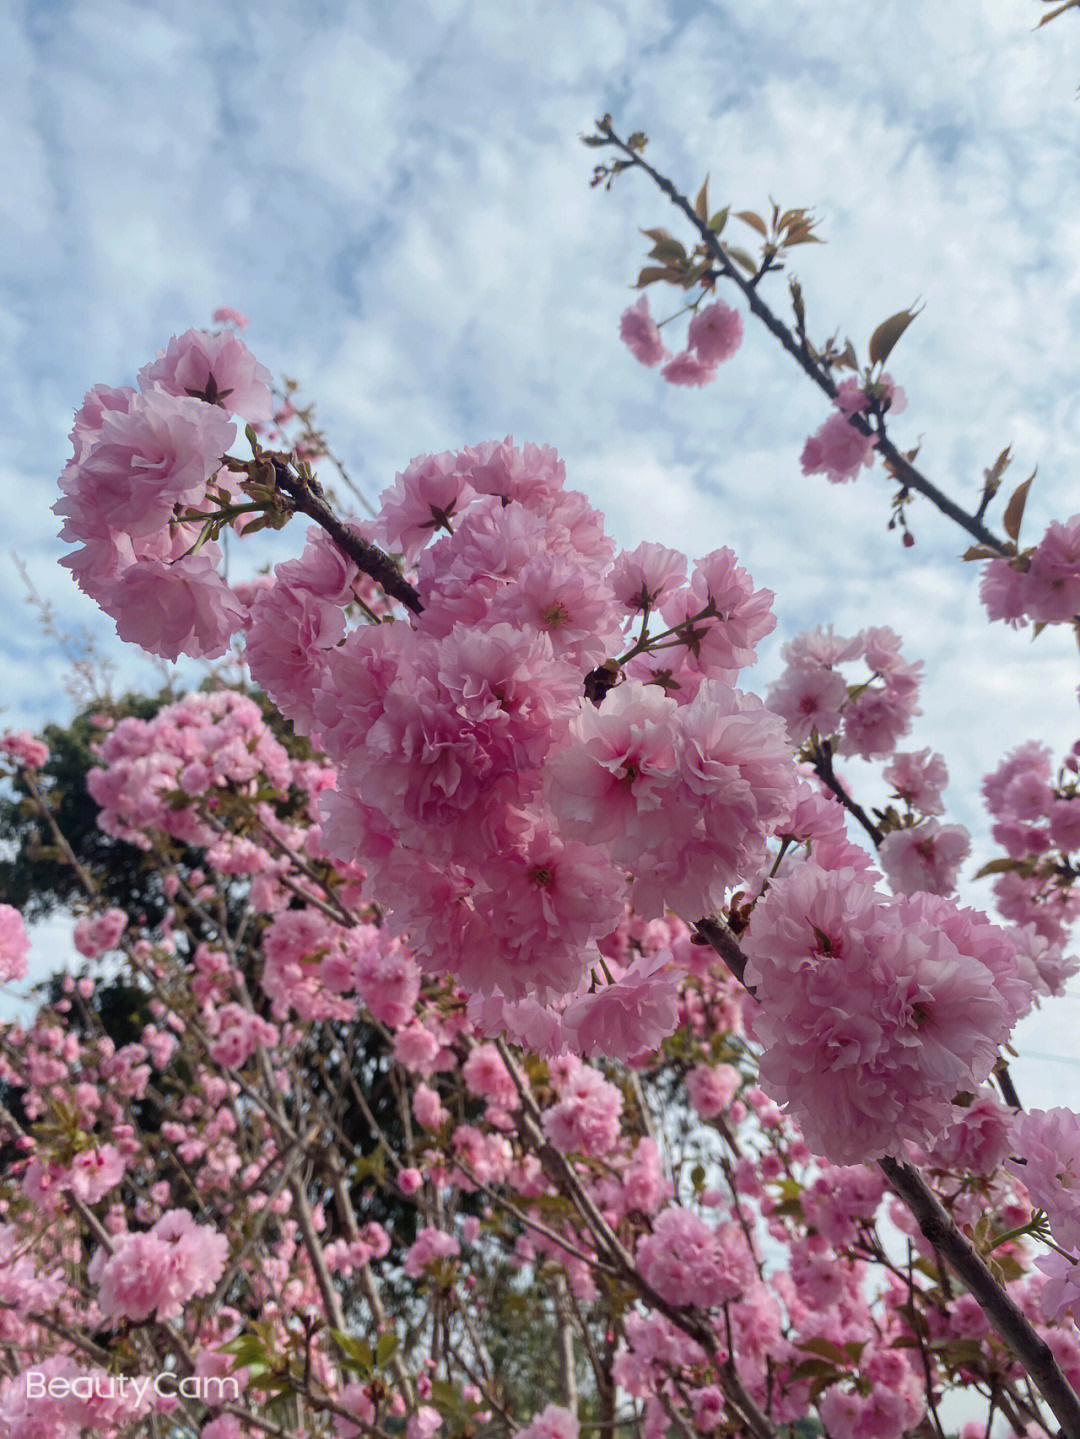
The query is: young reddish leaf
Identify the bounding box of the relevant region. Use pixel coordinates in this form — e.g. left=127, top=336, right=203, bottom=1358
left=1002, top=471, right=1035, bottom=543
left=1038, top=0, right=1080, bottom=24
left=868, top=305, right=921, bottom=366
left=736, top=211, right=768, bottom=237
left=962, top=544, right=1009, bottom=561
left=635, top=266, right=678, bottom=287
left=983, top=445, right=1013, bottom=490
left=694, top=176, right=710, bottom=222
left=789, top=277, right=806, bottom=330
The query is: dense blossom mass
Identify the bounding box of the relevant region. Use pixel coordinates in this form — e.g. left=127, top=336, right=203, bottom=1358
left=22, top=271, right=1080, bottom=1439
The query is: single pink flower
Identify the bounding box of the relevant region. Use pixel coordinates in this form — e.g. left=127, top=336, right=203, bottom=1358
left=619, top=296, right=667, bottom=366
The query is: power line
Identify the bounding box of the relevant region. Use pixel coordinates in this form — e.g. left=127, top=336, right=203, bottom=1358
left=1014, top=1050, right=1080, bottom=1067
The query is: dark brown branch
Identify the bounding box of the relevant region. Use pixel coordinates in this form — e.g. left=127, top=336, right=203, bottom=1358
left=809, top=738, right=885, bottom=847
left=273, top=460, right=424, bottom=615
left=597, top=121, right=1009, bottom=556
left=881, top=1155, right=1080, bottom=1439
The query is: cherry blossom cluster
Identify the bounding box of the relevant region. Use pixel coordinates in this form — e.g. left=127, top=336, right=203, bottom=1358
left=982, top=739, right=1080, bottom=945
left=53, top=328, right=273, bottom=661
left=2, top=682, right=1080, bottom=1439
left=37, top=274, right=1080, bottom=1439
left=981, top=516, right=1080, bottom=630
left=743, top=860, right=1028, bottom=1163
left=619, top=294, right=744, bottom=387
left=799, top=374, right=905, bottom=485
left=238, top=435, right=799, bottom=1034
left=766, top=623, right=922, bottom=759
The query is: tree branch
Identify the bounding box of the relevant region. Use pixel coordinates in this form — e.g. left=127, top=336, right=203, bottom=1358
left=596, top=121, right=1009, bottom=555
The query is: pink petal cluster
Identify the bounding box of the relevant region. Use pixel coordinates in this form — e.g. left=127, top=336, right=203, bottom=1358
left=686, top=1062, right=741, bottom=1118
left=54, top=344, right=255, bottom=662
left=404, top=1227, right=461, bottom=1278
left=636, top=1208, right=754, bottom=1308
left=1009, top=1108, right=1080, bottom=1250
left=138, top=327, right=273, bottom=422
left=619, top=296, right=668, bottom=367
left=542, top=1060, right=624, bottom=1156
left=562, top=949, right=681, bottom=1060
left=88, top=1209, right=227, bottom=1321
left=743, top=862, right=1028, bottom=1163
left=72, top=908, right=128, bottom=959
left=0, top=730, right=50, bottom=770
left=288, top=441, right=789, bottom=1023
left=800, top=412, right=877, bottom=484
left=1035, top=1250, right=1080, bottom=1322
left=982, top=741, right=1080, bottom=945
left=686, top=301, right=743, bottom=365
left=767, top=626, right=922, bottom=759
left=982, top=516, right=1080, bottom=629
left=516, top=1407, right=578, bottom=1439
left=0, top=906, right=30, bottom=983
left=549, top=678, right=794, bottom=917
left=207, top=1003, right=280, bottom=1069
left=878, top=820, right=970, bottom=896
left=883, top=748, right=949, bottom=815
left=621, top=295, right=743, bottom=386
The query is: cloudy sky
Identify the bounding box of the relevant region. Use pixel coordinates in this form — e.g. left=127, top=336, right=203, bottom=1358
left=3, top=0, right=1080, bottom=1099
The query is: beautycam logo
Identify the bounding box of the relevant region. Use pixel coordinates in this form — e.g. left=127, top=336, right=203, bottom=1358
left=25, top=1371, right=241, bottom=1403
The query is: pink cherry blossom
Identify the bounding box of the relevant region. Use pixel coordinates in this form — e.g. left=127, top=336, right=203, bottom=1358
left=686, top=1063, right=741, bottom=1118
left=89, top=1210, right=227, bottom=1322
left=687, top=301, right=743, bottom=365
left=883, top=748, right=949, bottom=816
left=0, top=730, right=50, bottom=770
left=801, top=412, right=877, bottom=484
left=619, top=296, right=667, bottom=366
left=111, top=555, right=249, bottom=662
left=610, top=541, right=687, bottom=612
left=744, top=862, right=1021, bottom=1163
left=138, top=327, right=273, bottom=422
left=661, top=350, right=717, bottom=386
left=562, top=949, right=681, bottom=1059
left=1009, top=1108, right=1080, bottom=1250
left=636, top=1208, right=754, bottom=1308
left=878, top=821, right=970, bottom=896
left=0, top=906, right=30, bottom=983
left=516, top=1405, right=579, bottom=1439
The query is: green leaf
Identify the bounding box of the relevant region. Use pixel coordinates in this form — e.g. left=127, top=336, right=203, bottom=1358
left=972, top=857, right=1025, bottom=879
left=375, top=1331, right=399, bottom=1368
left=707, top=207, right=729, bottom=234
left=726, top=246, right=757, bottom=275
left=796, top=1335, right=852, bottom=1367
left=648, top=238, right=688, bottom=264
left=330, top=1329, right=374, bottom=1372
left=218, top=1335, right=269, bottom=1365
